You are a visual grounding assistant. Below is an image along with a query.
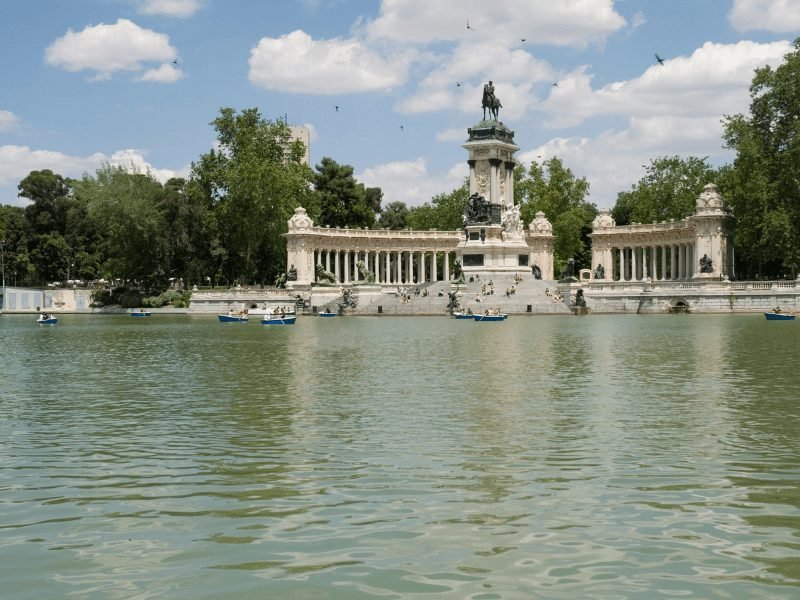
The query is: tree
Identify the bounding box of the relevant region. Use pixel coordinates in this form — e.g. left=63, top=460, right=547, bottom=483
left=189, top=108, right=315, bottom=284
left=0, top=205, right=34, bottom=286
left=74, top=165, right=169, bottom=288
left=516, top=157, right=596, bottom=273
left=379, top=201, right=410, bottom=229
left=612, top=156, right=717, bottom=226
left=721, top=39, right=800, bottom=278
left=18, top=169, right=72, bottom=236
left=314, top=157, right=378, bottom=229
left=406, top=180, right=469, bottom=231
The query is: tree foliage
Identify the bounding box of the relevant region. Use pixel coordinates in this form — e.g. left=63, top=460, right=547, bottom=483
left=379, top=201, right=410, bottom=229
left=314, top=157, right=379, bottom=229
left=406, top=180, right=469, bottom=231
left=516, top=157, right=596, bottom=273
left=612, top=156, right=717, bottom=226
left=721, top=39, right=800, bottom=278
left=189, top=107, right=315, bottom=284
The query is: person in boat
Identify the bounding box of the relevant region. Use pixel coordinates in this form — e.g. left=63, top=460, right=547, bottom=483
left=466, top=308, right=473, bottom=315
left=774, top=306, right=782, bottom=313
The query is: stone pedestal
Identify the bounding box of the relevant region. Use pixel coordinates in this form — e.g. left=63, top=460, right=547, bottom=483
left=457, top=120, right=528, bottom=275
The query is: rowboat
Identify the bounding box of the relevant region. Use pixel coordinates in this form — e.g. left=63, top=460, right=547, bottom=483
left=473, top=312, right=507, bottom=322
left=319, top=310, right=336, bottom=317
left=37, top=314, right=58, bottom=325
left=452, top=311, right=474, bottom=320
left=764, top=311, right=795, bottom=321
left=262, top=315, right=296, bottom=325
left=131, top=310, right=151, bottom=317
left=218, top=312, right=248, bottom=323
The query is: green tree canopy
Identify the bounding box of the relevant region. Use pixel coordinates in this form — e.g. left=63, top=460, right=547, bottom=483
left=516, top=157, right=596, bottom=273
left=188, top=107, right=315, bottom=284
left=379, top=201, right=410, bottom=229
left=18, top=169, right=73, bottom=237
left=721, top=39, right=800, bottom=278
left=73, top=164, right=168, bottom=288
left=314, top=157, right=378, bottom=229
left=612, top=156, right=717, bottom=226
left=406, top=180, right=469, bottom=231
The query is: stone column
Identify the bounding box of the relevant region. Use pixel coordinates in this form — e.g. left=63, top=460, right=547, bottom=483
left=631, top=247, right=638, bottom=281
left=418, top=252, right=425, bottom=284
left=333, top=250, right=340, bottom=283
left=406, top=252, right=413, bottom=284
left=444, top=251, right=450, bottom=282
left=432, top=251, right=438, bottom=282
left=396, top=251, right=402, bottom=284
left=489, top=158, right=501, bottom=207
left=343, top=250, right=350, bottom=284
left=650, top=245, right=657, bottom=280
left=385, top=251, right=390, bottom=284
left=467, top=159, right=476, bottom=194
left=618, top=247, right=625, bottom=281
left=641, top=247, right=648, bottom=280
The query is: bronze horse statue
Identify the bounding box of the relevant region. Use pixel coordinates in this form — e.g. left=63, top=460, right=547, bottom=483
left=482, top=82, right=502, bottom=121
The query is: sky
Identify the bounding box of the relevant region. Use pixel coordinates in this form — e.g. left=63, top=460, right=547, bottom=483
left=1, top=0, right=798, bottom=211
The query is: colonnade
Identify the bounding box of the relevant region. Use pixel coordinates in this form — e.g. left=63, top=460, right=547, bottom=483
left=314, top=248, right=453, bottom=285
left=608, top=243, right=695, bottom=281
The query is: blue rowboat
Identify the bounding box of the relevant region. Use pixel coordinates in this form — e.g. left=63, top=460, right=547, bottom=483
left=764, top=312, right=795, bottom=321
left=473, top=313, right=508, bottom=322
left=453, top=312, right=474, bottom=320
left=131, top=310, right=151, bottom=317
left=218, top=313, right=248, bottom=323
left=262, top=315, right=296, bottom=325
left=37, top=315, right=58, bottom=325
left=319, top=311, right=336, bottom=317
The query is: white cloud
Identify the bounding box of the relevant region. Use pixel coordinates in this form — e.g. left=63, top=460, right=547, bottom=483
left=358, top=157, right=466, bottom=208
left=45, top=19, right=177, bottom=79
left=540, top=40, right=792, bottom=127
left=367, top=0, right=626, bottom=47
left=0, top=145, right=188, bottom=191
left=729, top=0, right=800, bottom=32
left=0, top=110, right=20, bottom=132
left=436, top=128, right=467, bottom=142
left=517, top=115, right=732, bottom=209
left=137, top=63, right=184, bottom=83
left=397, top=42, right=553, bottom=118
left=137, top=0, right=202, bottom=18
left=248, top=30, right=411, bottom=94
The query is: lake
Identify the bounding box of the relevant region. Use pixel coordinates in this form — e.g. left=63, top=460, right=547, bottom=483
left=1, top=313, right=799, bottom=598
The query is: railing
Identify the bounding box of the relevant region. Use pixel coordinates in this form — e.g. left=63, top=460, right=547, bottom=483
left=586, top=279, right=798, bottom=292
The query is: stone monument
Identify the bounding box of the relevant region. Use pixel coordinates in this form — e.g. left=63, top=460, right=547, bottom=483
left=457, top=81, right=528, bottom=276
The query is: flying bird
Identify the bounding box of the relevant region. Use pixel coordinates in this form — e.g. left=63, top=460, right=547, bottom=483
left=456, top=81, right=462, bottom=87
left=172, top=58, right=179, bottom=64
left=655, top=53, right=665, bottom=66
left=552, top=82, right=558, bottom=87
left=521, top=38, right=526, bottom=42
left=335, top=105, right=339, bottom=112
left=400, top=125, right=404, bottom=132
left=467, top=19, right=473, bottom=31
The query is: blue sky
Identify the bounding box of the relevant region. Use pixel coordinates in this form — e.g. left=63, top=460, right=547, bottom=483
left=0, top=0, right=797, bottom=210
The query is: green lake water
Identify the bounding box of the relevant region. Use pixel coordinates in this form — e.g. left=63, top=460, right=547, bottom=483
left=1, top=313, right=800, bottom=598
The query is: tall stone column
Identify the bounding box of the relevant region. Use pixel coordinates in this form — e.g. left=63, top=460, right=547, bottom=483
left=444, top=251, right=450, bottom=282
left=618, top=247, right=625, bottom=281
left=344, top=250, right=350, bottom=284
left=418, top=252, right=425, bottom=283
left=406, top=252, right=413, bottom=284
left=396, top=251, right=402, bottom=284
left=632, top=247, right=638, bottom=281
left=432, top=251, right=438, bottom=282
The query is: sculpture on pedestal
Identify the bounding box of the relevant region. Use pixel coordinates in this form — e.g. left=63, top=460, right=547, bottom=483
left=482, top=80, right=502, bottom=121
left=699, top=254, right=713, bottom=273
left=315, top=264, right=336, bottom=284
left=356, top=260, right=375, bottom=284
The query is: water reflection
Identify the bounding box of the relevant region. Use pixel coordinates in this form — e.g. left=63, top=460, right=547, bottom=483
left=1, top=314, right=800, bottom=596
